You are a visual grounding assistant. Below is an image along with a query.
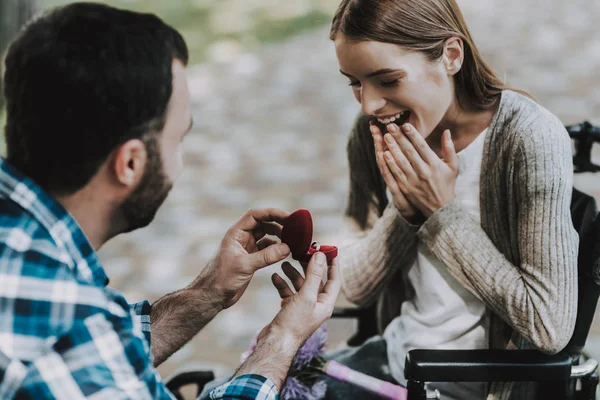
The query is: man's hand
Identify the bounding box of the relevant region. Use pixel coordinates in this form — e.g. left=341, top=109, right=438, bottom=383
left=270, top=254, right=340, bottom=345
left=149, top=208, right=291, bottom=366
left=232, top=253, right=341, bottom=391
left=196, top=208, right=291, bottom=309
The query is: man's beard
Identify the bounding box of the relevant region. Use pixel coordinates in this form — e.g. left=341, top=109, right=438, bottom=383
left=119, top=135, right=173, bottom=233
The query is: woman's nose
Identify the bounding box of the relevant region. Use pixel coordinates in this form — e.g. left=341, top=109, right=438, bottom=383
left=360, top=86, right=386, bottom=116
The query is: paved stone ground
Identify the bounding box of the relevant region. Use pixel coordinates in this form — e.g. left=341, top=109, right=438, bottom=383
left=95, top=0, right=600, bottom=390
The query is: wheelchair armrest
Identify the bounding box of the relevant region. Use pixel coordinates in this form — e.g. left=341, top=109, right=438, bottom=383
left=332, top=307, right=369, bottom=318
left=332, top=306, right=379, bottom=347
left=165, top=370, right=215, bottom=400
left=404, top=349, right=572, bottom=383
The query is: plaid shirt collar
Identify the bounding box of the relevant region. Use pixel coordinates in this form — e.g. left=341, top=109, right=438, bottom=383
left=0, top=158, right=108, bottom=287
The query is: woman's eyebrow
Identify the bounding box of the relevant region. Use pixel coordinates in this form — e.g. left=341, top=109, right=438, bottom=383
left=340, top=68, right=405, bottom=79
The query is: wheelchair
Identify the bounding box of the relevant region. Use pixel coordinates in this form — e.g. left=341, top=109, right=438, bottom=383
left=166, top=121, right=600, bottom=400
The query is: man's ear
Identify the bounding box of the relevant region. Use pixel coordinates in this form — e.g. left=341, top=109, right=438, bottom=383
left=443, top=37, right=464, bottom=76
left=111, top=139, right=147, bottom=188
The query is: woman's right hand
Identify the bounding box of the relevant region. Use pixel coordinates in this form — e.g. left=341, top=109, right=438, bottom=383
left=370, top=122, right=419, bottom=220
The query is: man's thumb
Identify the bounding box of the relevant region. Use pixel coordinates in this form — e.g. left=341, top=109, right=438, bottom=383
left=248, top=243, right=290, bottom=270
left=300, top=252, right=326, bottom=301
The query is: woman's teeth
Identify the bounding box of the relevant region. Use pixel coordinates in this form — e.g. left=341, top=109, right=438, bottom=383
left=377, top=111, right=409, bottom=125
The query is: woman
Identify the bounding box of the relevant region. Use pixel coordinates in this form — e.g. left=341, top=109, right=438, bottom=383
left=327, top=0, right=578, bottom=399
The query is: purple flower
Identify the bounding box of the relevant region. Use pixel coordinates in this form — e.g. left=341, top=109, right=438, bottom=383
left=241, top=323, right=328, bottom=368
left=241, top=323, right=329, bottom=400
left=291, top=323, right=328, bottom=371
left=281, top=377, right=327, bottom=400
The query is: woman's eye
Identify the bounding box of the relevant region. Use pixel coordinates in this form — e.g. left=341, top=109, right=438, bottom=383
left=379, top=78, right=400, bottom=87
left=348, top=80, right=361, bottom=88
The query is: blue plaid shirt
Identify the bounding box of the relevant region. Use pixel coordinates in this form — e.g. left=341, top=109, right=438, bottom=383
left=0, top=158, right=277, bottom=399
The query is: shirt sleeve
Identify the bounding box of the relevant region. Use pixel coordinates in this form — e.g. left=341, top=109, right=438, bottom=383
left=13, top=297, right=174, bottom=400
left=129, top=300, right=152, bottom=348
left=209, top=374, right=278, bottom=400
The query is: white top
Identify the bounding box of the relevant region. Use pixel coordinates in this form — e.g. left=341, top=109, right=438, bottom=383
left=384, top=128, right=489, bottom=398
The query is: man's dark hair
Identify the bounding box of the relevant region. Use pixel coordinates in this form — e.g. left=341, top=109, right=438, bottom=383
left=2, top=2, right=188, bottom=195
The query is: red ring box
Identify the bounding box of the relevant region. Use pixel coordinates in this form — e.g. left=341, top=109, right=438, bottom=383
left=281, top=209, right=338, bottom=264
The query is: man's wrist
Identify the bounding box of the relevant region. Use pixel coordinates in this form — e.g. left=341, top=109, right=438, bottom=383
left=259, top=322, right=303, bottom=354
left=233, top=322, right=302, bottom=390
left=187, top=262, right=227, bottom=312
left=149, top=278, right=226, bottom=365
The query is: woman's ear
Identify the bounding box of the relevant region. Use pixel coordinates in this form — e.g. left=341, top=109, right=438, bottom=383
left=111, top=138, right=147, bottom=188
left=443, top=37, right=464, bottom=75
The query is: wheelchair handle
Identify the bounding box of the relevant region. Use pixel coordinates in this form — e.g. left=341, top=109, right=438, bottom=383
left=571, top=358, right=599, bottom=379
left=567, top=121, right=600, bottom=173
left=566, top=121, right=600, bottom=141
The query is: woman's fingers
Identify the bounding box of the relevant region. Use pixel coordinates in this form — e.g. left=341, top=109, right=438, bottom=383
left=385, top=125, right=429, bottom=179
left=396, top=123, right=439, bottom=165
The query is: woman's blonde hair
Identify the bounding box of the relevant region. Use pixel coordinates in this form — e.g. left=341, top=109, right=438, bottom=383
left=330, top=0, right=505, bottom=112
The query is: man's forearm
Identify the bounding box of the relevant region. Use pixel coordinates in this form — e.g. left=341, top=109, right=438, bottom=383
left=150, top=271, right=224, bottom=366
left=232, top=325, right=301, bottom=392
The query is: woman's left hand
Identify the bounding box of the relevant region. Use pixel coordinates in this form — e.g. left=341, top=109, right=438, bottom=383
left=382, top=122, right=459, bottom=218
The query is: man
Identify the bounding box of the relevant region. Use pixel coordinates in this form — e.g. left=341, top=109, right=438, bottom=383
left=0, top=3, right=340, bottom=399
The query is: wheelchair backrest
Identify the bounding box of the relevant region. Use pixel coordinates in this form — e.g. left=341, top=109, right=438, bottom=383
left=566, top=187, right=600, bottom=354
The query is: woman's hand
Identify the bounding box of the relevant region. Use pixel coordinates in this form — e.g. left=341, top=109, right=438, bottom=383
left=379, top=122, right=459, bottom=218
left=370, top=122, right=420, bottom=220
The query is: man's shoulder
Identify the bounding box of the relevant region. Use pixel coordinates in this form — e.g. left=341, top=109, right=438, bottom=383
left=0, top=196, right=69, bottom=264
left=0, top=198, right=110, bottom=307
left=0, top=196, right=111, bottom=329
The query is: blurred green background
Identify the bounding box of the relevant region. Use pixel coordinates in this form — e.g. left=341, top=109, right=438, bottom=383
left=0, top=0, right=344, bottom=152
left=42, top=0, right=341, bottom=65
